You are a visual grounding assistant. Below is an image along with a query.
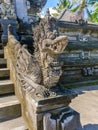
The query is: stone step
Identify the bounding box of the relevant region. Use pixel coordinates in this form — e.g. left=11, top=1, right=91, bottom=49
left=0, top=95, right=21, bottom=122
left=0, top=49, right=4, bottom=58
left=0, top=80, right=14, bottom=95
left=0, top=68, right=10, bottom=80
left=0, top=117, right=28, bottom=130
left=0, top=58, right=7, bottom=68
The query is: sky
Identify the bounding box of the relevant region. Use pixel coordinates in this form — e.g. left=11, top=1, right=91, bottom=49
left=42, top=0, right=59, bottom=14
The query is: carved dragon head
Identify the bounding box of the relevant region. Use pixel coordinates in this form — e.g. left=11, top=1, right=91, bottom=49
left=33, top=10, right=68, bottom=88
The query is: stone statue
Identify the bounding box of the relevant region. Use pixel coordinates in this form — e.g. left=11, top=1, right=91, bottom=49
left=0, top=0, right=17, bottom=20
left=8, top=11, right=68, bottom=98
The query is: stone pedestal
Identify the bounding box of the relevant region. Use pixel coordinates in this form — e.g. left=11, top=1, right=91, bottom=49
left=22, top=90, right=81, bottom=130
left=0, top=19, right=18, bottom=44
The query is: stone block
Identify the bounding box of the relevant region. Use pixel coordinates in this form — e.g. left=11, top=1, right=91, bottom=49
left=22, top=91, right=81, bottom=130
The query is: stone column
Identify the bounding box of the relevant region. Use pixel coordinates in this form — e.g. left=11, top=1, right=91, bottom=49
left=22, top=90, right=81, bottom=130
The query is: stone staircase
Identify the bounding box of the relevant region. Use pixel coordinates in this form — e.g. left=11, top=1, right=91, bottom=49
left=0, top=43, right=27, bottom=130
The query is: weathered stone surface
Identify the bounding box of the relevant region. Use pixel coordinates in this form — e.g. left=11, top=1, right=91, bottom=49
left=3, top=7, right=81, bottom=130
left=15, top=0, right=28, bottom=22
left=0, top=58, right=6, bottom=68
left=28, top=0, right=47, bottom=13
left=0, top=0, right=17, bottom=20
left=70, top=86, right=98, bottom=129
left=0, top=80, right=14, bottom=95
left=58, top=21, right=98, bottom=30
left=44, top=112, right=80, bottom=130
left=56, top=20, right=98, bottom=87
left=0, top=117, right=27, bottom=130
left=0, top=68, right=10, bottom=80
left=67, top=41, right=98, bottom=50
left=0, top=95, right=21, bottom=122
left=21, top=91, right=80, bottom=130
left=7, top=10, right=68, bottom=98
left=0, top=49, right=4, bottom=58
left=0, top=45, right=26, bottom=129
left=0, top=43, right=3, bottom=49
left=0, top=19, right=18, bottom=44
left=4, top=13, right=81, bottom=130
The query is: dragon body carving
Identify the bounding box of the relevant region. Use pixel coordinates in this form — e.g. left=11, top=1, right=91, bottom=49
left=8, top=10, right=68, bottom=98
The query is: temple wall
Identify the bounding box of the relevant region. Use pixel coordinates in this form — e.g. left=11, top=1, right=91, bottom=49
left=58, top=21, right=98, bottom=88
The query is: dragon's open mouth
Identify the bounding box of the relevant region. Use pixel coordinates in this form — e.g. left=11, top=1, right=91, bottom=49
left=52, top=36, right=68, bottom=54
left=41, top=36, right=68, bottom=54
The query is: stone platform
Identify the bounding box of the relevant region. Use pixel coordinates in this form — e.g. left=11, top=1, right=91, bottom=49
left=70, top=85, right=98, bottom=130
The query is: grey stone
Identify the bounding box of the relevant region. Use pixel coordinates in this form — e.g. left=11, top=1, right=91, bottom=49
left=0, top=95, right=21, bottom=122
left=0, top=68, right=10, bottom=80
left=0, top=80, right=14, bottom=95
left=0, top=117, right=27, bottom=130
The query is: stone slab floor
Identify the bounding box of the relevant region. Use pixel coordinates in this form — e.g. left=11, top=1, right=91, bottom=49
left=70, top=85, right=98, bottom=130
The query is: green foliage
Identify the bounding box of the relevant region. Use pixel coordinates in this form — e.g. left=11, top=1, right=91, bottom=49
left=90, top=2, right=98, bottom=22
left=53, top=0, right=74, bottom=14
left=53, top=0, right=98, bottom=23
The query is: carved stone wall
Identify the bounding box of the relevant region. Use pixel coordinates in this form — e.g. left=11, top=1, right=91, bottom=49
left=58, top=21, right=98, bottom=87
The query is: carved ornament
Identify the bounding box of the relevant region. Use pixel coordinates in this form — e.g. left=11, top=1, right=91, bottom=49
left=8, top=10, right=68, bottom=98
